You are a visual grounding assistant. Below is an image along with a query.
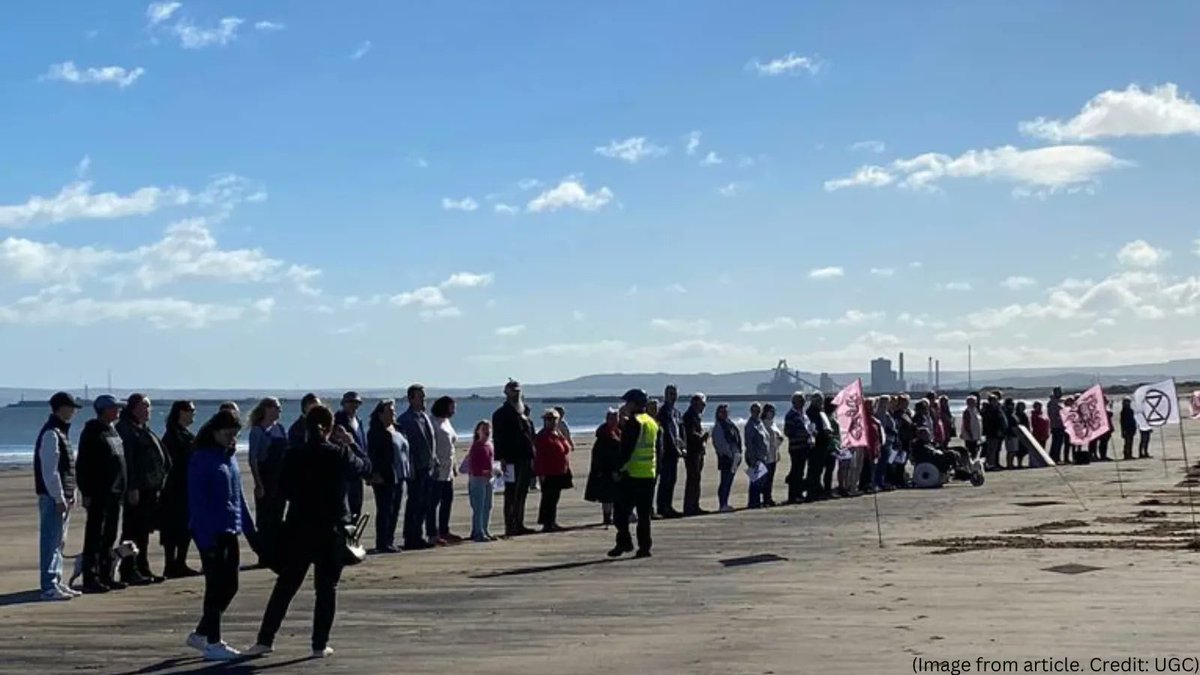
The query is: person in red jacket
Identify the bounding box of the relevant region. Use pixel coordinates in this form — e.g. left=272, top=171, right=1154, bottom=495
left=1030, top=401, right=1051, bottom=450
left=533, top=409, right=573, bottom=533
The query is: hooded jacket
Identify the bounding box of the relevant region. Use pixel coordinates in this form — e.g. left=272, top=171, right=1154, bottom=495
left=76, top=418, right=127, bottom=497
left=116, top=413, right=170, bottom=492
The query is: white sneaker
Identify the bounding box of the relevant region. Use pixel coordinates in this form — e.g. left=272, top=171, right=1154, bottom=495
left=56, top=584, right=82, bottom=597
left=186, top=633, right=207, bottom=652
left=202, top=641, right=242, bottom=661
left=312, top=647, right=334, bottom=658
left=244, top=644, right=274, bottom=657
left=40, top=588, right=73, bottom=602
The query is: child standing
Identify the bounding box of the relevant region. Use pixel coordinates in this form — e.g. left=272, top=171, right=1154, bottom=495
left=467, top=421, right=497, bottom=542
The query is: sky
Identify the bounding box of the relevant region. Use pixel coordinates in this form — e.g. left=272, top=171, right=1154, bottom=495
left=2, top=0, right=1199, bottom=391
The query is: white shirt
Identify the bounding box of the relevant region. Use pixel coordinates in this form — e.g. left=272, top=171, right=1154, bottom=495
left=433, top=418, right=457, bottom=482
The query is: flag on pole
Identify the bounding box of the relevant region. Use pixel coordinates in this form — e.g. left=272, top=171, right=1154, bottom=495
left=832, top=378, right=871, bottom=449
left=1191, top=391, right=1200, bottom=420
left=1133, top=379, right=1181, bottom=431
left=1064, top=384, right=1111, bottom=446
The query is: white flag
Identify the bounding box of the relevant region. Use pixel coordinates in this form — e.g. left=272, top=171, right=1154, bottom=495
left=1133, top=378, right=1180, bottom=431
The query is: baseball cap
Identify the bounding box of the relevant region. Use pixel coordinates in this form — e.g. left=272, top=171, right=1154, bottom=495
left=49, top=392, right=82, bottom=410
left=621, top=388, right=649, bottom=407
left=341, top=391, right=363, bottom=404
left=93, top=395, right=125, bottom=414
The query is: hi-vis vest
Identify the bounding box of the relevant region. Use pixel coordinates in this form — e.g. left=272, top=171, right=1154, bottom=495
left=624, top=413, right=659, bottom=479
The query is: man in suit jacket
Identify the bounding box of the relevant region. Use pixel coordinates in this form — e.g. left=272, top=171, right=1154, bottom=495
left=397, top=384, right=436, bottom=549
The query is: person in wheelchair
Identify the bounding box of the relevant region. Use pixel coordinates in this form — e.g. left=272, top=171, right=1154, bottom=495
left=911, top=427, right=955, bottom=481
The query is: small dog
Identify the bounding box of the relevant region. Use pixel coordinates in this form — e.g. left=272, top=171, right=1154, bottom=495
left=67, top=541, right=139, bottom=589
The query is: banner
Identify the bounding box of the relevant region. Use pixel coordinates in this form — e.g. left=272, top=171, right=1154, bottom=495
left=1133, top=379, right=1181, bottom=431
left=832, top=378, right=870, bottom=449
left=1191, top=391, right=1200, bottom=420
left=1064, top=384, right=1111, bottom=446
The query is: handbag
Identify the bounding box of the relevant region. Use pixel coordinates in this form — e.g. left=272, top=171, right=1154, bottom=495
left=341, top=514, right=370, bottom=566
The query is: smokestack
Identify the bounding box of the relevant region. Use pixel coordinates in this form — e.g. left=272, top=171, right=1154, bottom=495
left=899, top=352, right=905, bottom=386
left=935, top=360, right=940, bottom=390
left=928, top=356, right=932, bottom=391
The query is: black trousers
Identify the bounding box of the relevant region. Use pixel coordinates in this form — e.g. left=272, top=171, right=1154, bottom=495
left=614, top=477, right=654, bottom=553
left=761, top=462, right=778, bottom=504
left=83, top=494, right=121, bottom=583
left=503, top=460, right=533, bottom=535
left=537, top=477, right=564, bottom=527
left=1139, top=430, right=1152, bottom=456
left=682, top=451, right=704, bottom=514
left=786, top=445, right=809, bottom=502
left=372, top=482, right=403, bottom=550
left=120, top=489, right=159, bottom=578
left=656, top=451, right=680, bottom=515
left=859, top=457, right=876, bottom=492
left=255, top=493, right=286, bottom=567
left=806, top=451, right=825, bottom=500
left=196, top=534, right=240, bottom=644
left=1122, top=434, right=1135, bottom=459
left=403, top=474, right=432, bottom=547
left=257, top=531, right=344, bottom=652
left=1049, top=428, right=1066, bottom=463
left=426, top=480, right=453, bottom=538
left=347, top=479, right=364, bottom=521
left=822, top=454, right=834, bottom=493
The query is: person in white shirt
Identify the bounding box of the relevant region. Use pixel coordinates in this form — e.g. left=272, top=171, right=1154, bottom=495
left=429, top=396, right=462, bottom=544
left=36, top=392, right=83, bottom=601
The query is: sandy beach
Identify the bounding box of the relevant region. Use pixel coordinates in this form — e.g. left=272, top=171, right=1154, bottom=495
left=2, top=425, right=1200, bottom=674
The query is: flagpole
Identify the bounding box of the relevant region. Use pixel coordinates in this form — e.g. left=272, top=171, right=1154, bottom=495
left=1160, top=432, right=1170, bottom=478
left=871, top=486, right=884, bottom=548
left=1049, top=460, right=1088, bottom=511
left=1113, top=452, right=1126, bottom=499
left=1177, top=419, right=1198, bottom=544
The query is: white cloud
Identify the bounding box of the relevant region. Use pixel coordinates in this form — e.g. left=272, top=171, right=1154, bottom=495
left=684, top=131, right=701, bottom=156
left=42, top=62, right=145, bottom=88
left=495, top=324, right=525, bottom=337
left=1095, top=317, right=1117, bottom=327
left=572, top=309, right=585, bottom=321
left=1020, top=83, right=1200, bottom=142
left=350, top=41, right=372, bottom=60
left=938, top=281, right=973, bottom=292
left=870, top=267, right=895, bottom=277
left=594, top=137, right=668, bottom=163
left=146, top=2, right=182, bottom=26
left=838, top=309, right=884, bottom=325
left=174, top=17, right=243, bottom=48
left=909, top=261, right=924, bottom=269
left=750, top=52, right=821, bottom=76
left=517, top=178, right=541, bottom=190
left=420, top=306, right=462, bottom=321
left=737, top=156, right=757, bottom=168
left=1069, top=328, right=1098, bottom=338
left=330, top=321, right=367, bottom=336
left=254, top=21, right=285, bottom=32
left=0, top=296, right=246, bottom=329
left=75, top=156, right=91, bottom=178
left=1001, top=276, right=1037, bottom=290
left=0, top=179, right=191, bottom=229
left=808, top=266, right=844, bottom=280
left=1117, top=240, right=1167, bottom=268
left=252, top=297, right=276, bottom=315
left=896, top=312, right=946, bottom=330
left=935, top=330, right=980, bottom=343
left=717, top=182, right=742, bottom=197
left=390, top=286, right=447, bottom=308
left=824, top=144, right=1128, bottom=194
left=849, top=140, right=886, bottom=153
left=440, top=272, right=493, bottom=289
left=739, top=317, right=796, bottom=333
left=441, top=197, right=479, bottom=212
left=802, top=318, right=832, bottom=328
left=494, top=203, right=519, bottom=215
left=666, top=283, right=687, bottom=294
left=651, top=318, right=711, bottom=335
left=527, top=179, right=614, bottom=213
left=700, top=151, right=723, bottom=166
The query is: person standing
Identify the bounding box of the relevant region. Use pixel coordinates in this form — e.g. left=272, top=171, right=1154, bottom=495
left=960, top=396, right=983, bottom=460
left=492, top=380, right=537, bottom=537
left=1003, top=398, right=1023, bottom=469
left=366, top=400, right=409, bottom=553
left=784, top=392, right=813, bottom=504
left=1138, top=425, right=1153, bottom=459
left=654, top=385, right=685, bottom=519
left=75, top=395, right=127, bottom=593
left=586, top=409, right=623, bottom=525
left=117, top=393, right=169, bottom=585
left=333, top=392, right=369, bottom=520
left=429, top=396, right=461, bottom=544
left=806, top=394, right=832, bottom=501
left=160, top=401, right=199, bottom=579
left=1030, top=401, right=1051, bottom=451
left=873, top=396, right=895, bottom=490
left=1120, top=397, right=1138, bottom=460
left=466, top=421, right=497, bottom=542
left=937, top=396, right=956, bottom=450
left=680, top=394, right=709, bottom=516
left=534, top=409, right=573, bottom=532
left=711, top=403, right=742, bottom=513
left=760, top=404, right=783, bottom=507
left=248, top=397, right=288, bottom=569
left=743, top=403, right=769, bottom=509
left=980, top=394, right=1006, bottom=470
left=288, top=394, right=321, bottom=449
left=245, top=405, right=372, bottom=660
left=1047, top=387, right=1066, bottom=464
left=609, top=389, right=658, bottom=558
left=186, top=410, right=256, bottom=662
left=35, top=392, right=82, bottom=601
left=397, top=385, right=436, bottom=549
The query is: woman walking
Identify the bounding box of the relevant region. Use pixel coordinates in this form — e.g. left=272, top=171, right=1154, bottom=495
left=466, top=421, right=497, bottom=542
left=429, top=396, right=461, bottom=544
left=246, top=405, right=371, bottom=659
left=711, top=404, right=742, bottom=513
left=366, top=400, right=409, bottom=553
left=534, top=409, right=573, bottom=532
left=585, top=409, right=622, bottom=526
left=761, top=403, right=783, bottom=507
left=248, top=397, right=288, bottom=568
left=160, top=401, right=199, bottom=579
left=186, top=410, right=256, bottom=661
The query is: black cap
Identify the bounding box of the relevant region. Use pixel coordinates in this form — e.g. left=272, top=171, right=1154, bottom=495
left=49, top=392, right=81, bottom=410
left=207, top=410, right=243, bottom=431
left=342, top=391, right=363, bottom=404
left=621, top=388, right=649, bottom=407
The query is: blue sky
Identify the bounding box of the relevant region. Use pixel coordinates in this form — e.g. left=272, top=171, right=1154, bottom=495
left=2, top=0, right=1199, bottom=390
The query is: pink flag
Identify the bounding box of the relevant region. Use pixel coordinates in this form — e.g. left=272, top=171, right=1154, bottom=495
left=832, top=378, right=871, bottom=449
left=1064, top=384, right=1111, bottom=446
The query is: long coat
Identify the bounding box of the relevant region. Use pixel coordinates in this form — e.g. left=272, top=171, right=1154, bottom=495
left=584, top=424, right=621, bottom=503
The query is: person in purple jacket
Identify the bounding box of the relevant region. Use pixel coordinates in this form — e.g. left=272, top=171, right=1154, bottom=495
left=185, top=410, right=257, bottom=662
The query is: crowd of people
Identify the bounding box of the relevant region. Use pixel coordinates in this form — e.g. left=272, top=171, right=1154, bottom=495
left=31, top=380, right=1160, bottom=661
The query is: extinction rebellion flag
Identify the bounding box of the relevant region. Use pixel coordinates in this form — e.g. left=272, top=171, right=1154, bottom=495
left=1064, top=384, right=1111, bottom=446
left=1133, top=378, right=1181, bottom=432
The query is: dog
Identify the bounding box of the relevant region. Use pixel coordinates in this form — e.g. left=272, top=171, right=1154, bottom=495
left=67, top=540, right=139, bottom=589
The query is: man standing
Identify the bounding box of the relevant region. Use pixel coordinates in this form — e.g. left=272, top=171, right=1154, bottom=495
left=333, top=392, right=369, bottom=519
left=1047, top=387, right=1066, bottom=464
left=76, top=395, right=127, bottom=593
left=117, top=394, right=169, bottom=585
left=288, top=393, right=321, bottom=449
left=35, top=392, right=83, bottom=600
left=681, top=393, right=709, bottom=516
left=609, top=388, right=658, bottom=559
left=783, top=392, right=812, bottom=504
left=655, top=385, right=684, bottom=519
left=398, top=384, right=436, bottom=549
left=492, top=380, right=536, bottom=536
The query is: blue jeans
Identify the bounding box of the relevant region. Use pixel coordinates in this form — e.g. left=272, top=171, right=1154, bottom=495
left=717, top=469, right=735, bottom=509
left=468, top=476, right=494, bottom=539
left=38, top=495, right=69, bottom=593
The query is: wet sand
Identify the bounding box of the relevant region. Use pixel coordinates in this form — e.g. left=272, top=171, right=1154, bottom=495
left=2, top=425, right=1200, bottom=674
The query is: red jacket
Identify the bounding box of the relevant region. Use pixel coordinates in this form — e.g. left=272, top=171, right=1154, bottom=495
left=533, top=430, right=571, bottom=477
left=1031, top=411, right=1051, bottom=445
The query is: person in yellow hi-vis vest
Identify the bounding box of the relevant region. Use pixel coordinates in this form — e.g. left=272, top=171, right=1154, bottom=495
left=608, top=388, right=658, bottom=559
